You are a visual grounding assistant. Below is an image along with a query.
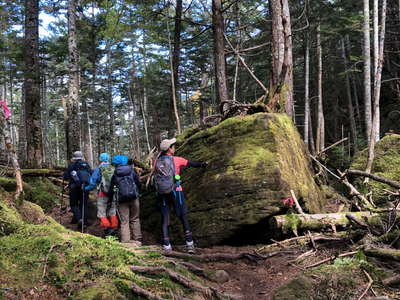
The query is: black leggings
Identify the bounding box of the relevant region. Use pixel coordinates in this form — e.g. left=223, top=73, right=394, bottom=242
left=157, top=191, right=193, bottom=246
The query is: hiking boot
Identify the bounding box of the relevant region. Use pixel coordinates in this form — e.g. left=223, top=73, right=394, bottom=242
left=186, top=241, right=195, bottom=254
left=162, top=244, right=172, bottom=252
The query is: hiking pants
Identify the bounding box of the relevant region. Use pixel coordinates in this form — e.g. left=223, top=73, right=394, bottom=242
left=69, top=186, right=89, bottom=222
left=96, top=195, right=117, bottom=218
left=119, top=198, right=142, bottom=242
left=157, top=191, right=193, bottom=246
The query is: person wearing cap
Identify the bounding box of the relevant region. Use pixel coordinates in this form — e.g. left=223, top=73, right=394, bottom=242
left=85, top=153, right=119, bottom=237
left=156, top=138, right=207, bottom=253
left=109, top=155, right=142, bottom=245
left=63, top=151, right=92, bottom=228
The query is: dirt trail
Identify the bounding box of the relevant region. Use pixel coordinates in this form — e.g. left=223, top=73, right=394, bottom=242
left=49, top=205, right=302, bottom=299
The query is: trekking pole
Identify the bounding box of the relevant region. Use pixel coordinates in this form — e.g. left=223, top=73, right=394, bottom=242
left=81, top=184, right=85, bottom=233
left=60, top=179, right=65, bottom=224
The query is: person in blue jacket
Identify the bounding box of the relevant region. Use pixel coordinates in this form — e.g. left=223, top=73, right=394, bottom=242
left=85, top=153, right=118, bottom=237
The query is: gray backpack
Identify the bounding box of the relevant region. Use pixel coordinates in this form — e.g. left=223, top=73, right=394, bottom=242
left=154, top=156, right=176, bottom=194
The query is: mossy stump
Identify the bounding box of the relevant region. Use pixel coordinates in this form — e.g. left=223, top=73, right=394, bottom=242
left=142, top=113, right=325, bottom=246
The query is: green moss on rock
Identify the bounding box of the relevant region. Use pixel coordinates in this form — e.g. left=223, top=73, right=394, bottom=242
left=142, top=113, right=326, bottom=246
left=351, top=134, right=400, bottom=204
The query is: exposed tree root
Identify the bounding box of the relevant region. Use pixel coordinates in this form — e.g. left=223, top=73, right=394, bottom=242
left=304, top=251, right=357, bottom=269
left=131, top=282, right=166, bottom=300
left=364, top=246, right=400, bottom=262
left=161, top=249, right=290, bottom=263
left=131, top=265, right=228, bottom=299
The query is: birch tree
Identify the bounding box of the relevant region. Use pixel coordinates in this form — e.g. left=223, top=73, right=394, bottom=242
left=363, top=0, right=372, bottom=145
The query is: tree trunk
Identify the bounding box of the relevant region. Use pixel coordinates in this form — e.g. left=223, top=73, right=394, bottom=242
left=81, top=97, right=93, bottom=167
left=316, top=23, right=325, bottom=153
left=67, top=0, right=81, bottom=160
left=212, top=0, right=229, bottom=109
left=366, top=0, right=387, bottom=175
left=24, top=0, right=43, bottom=168
left=304, top=31, right=310, bottom=150
left=363, top=0, right=372, bottom=145
left=167, top=12, right=181, bottom=134
left=172, top=0, right=182, bottom=104
left=106, top=49, right=115, bottom=154
left=233, top=2, right=241, bottom=102
left=341, top=38, right=358, bottom=153
left=268, top=0, right=294, bottom=118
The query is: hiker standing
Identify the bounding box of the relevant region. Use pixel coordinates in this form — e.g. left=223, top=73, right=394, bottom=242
left=109, top=155, right=142, bottom=245
left=154, top=138, right=207, bottom=253
left=85, top=153, right=119, bottom=237
left=63, top=151, right=92, bottom=228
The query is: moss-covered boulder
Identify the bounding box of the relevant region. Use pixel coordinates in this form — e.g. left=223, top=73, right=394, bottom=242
left=351, top=134, right=400, bottom=204
left=142, top=113, right=325, bottom=246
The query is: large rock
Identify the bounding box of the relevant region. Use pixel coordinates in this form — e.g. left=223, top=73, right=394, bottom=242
left=351, top=134, right=400, bottom=204
left=141, top=113, right=325, bottom=246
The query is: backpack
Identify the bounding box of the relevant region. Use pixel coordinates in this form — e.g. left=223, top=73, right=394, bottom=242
left=99, top=164, right=114, bottom=193
left=154, top=156, right=176, bottom=194
left=70, top=161, right=91, bottom=187
left=114, top=166, right=138, bottom=203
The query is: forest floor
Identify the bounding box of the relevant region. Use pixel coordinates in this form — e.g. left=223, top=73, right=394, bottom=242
left=48, top=201, right=377, bottom=300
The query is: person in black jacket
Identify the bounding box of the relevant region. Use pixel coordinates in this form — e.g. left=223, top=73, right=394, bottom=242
left=63, top=151, right=92, bottom=228
left=109, top=155, right=142, bottom=245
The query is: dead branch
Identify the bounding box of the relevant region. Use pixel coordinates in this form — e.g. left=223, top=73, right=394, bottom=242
left=131, top=265, right=225, bottom=299
left=131, top=282, right=166, bottom=300
left=337, top=170, right=375, bottom=209
left=316, top=137, right=348, bottom=157
left=304, top=251, right=357, bottom=269
left=357, top=270, right=373, bottom=300
left=161, top=249, right=287, bottom=263
left=345, top=213, right=381, bottom=235
left=345, top=169, right=400, bottom=189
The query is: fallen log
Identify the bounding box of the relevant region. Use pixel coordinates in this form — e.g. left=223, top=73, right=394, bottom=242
left=2, top=169, right=63, bottom=177
left=270, top=211, right=388, bottom=233
left=364, top=246, right=400, bottom=262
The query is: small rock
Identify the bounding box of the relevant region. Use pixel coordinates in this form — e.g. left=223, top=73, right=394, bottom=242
left=207, top=269, right=230, bottom=283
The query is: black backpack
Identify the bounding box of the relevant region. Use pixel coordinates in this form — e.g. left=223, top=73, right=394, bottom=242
left=70, top=161, right=91, bottom=187
left=114, top=166, right=138, bottom=203
left=154, top=156, right=176, bottom=194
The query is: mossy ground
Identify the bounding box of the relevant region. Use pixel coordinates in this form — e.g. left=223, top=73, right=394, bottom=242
left=351, top=134, right=400, bottom=204
left=273, top=254, right=394, bottom=300
left=0, top=179, right=208, bottom=300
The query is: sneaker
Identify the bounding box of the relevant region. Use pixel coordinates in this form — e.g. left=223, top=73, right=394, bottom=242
left=163, top=244, right=172, bottom=251
left=186, top=241, right=195, bottom=254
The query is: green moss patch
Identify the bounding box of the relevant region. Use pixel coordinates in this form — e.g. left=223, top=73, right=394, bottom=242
left=351, top=134, right=400, bottom=204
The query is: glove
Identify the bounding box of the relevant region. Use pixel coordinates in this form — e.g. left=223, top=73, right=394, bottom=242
left=201, top=162, right=208, bottom=168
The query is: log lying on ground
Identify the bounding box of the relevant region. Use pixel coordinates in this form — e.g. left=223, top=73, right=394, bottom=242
left=2, top=169, right=63, bottom=177
left=345, top=169, right=400, bottom=189
left=270, top=211, right=392, bottom=233
left=364, top=246, right=400, bottom=262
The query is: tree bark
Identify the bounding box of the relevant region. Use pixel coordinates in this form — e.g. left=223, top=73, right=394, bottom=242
left=167, top=12, right=181, bottom=134
left=24, top=0, right=43, bottom=168
left=172, top=0, right=182, bottom=104
left=67, top=0, right=81, bottom=160
left=316, top=23, right=325, bottom=153
left=268, top=0, right=294, bottom=118
left=304, top=31, right=310, bottom=150
left=212, top=0, right=229, bottom=109
left=271, top=211, right=385, bottom=233
left=363, top=0, right=372, bottom=145
left=106, top=48, right=115, bottom=154
left=341, top=38, right=358, bottom=154
left=366, top=0, right=387, bottom=175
